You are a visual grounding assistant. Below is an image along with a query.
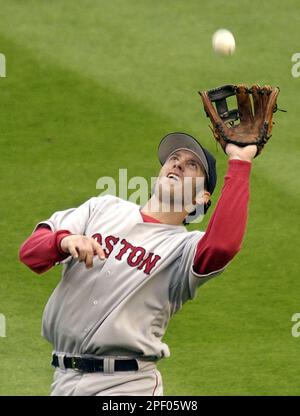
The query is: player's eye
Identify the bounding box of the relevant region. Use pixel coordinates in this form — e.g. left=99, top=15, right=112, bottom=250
left=169, top=156, right=179, bottom=161
left=188, top=161, right=197, bottom=168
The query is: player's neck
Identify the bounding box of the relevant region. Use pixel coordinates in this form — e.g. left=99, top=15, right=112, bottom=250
left=141, top=196, right=188, bottom=226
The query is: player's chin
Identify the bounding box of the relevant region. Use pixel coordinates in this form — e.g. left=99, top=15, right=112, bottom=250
left=165, top=182, right=185, bottom=200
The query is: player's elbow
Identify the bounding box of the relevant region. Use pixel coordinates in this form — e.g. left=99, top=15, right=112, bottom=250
left=19, top=240, right=29, bottom=265
left=19, top=242, right=33, bottom=271
left=19, top=241, right=47, bottom=275
left=212, top=241, right=242, bottom=263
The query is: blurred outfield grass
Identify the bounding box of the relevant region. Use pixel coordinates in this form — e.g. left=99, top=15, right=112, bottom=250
left=0, top=0, right=300, bottom=395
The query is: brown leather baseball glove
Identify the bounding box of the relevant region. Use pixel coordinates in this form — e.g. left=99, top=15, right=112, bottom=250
left=199, top=84, right=280, bottom=156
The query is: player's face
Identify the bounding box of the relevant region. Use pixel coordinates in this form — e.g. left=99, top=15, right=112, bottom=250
left=163, top=150, right=205, bottom=178
left=155, top=149, right=206, bottom=210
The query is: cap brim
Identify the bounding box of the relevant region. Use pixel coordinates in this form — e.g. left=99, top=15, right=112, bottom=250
left=158, top=132, right=209, bottom=179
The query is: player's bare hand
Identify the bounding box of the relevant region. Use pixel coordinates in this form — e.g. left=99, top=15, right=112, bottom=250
left=60, top=235, right=105, bottom=269
left=226, top=143, right=257, bottom=162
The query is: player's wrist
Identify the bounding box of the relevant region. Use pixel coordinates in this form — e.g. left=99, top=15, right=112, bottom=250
left=226, top=143, right=256, bottom=162
left=57, top=232, right=73, bottom=255
left=228, top=155, right=253, bottom=163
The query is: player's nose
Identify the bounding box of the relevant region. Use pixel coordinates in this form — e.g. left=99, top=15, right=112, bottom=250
left=173, top=160, right=183, bottom=171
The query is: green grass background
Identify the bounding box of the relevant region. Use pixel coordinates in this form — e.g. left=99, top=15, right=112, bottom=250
left=0, top=0, right=299, bottom=395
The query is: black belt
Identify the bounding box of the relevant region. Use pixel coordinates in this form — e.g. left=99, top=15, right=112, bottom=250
left=52, top=354, right=138, bottom=373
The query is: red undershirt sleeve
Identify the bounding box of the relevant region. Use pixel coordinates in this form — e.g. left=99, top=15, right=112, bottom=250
left=19, top=225, right=72, bottom=274
left=193, top=159, right=252, bottom=276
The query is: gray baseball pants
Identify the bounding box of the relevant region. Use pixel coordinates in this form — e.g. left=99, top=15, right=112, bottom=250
left=50, top=359, right=163, bottom=396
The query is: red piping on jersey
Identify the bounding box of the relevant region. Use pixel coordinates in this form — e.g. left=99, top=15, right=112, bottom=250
left=19, top=160, right=251, bottom=276
left=152, top=370, right=159, bottom=396
left=140, top=211, right=161, bottom=223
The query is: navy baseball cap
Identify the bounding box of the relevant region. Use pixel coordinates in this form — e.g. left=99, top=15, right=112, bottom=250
left=158, top=132, right=217, bottom=195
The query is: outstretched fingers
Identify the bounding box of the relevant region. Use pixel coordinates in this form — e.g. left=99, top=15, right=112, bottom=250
left=67, top=243, right=79, bottom=259
left=236, top=84, right=254, bottom=124
left=261, top=85, right=272, bottom=112
left=85, top=248, right=95, bottom=269
left=264, top=86, right=280, bottom=136
left=67, top=236, right=106, bottom=268
left=92, top=239, right=106, bottom=261
left=251, top=84, right=263, bottom=120
left=84, top=239, right=106, bottom=268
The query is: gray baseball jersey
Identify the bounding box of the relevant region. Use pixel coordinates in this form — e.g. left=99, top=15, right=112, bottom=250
left=35, top=195, right=224, bottom=359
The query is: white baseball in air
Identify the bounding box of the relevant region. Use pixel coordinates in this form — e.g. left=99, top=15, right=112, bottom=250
left=212, top=29, right=236, bottom=56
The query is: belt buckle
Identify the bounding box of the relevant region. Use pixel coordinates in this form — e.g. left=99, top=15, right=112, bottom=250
left=71, top=357, right=80, bottom=371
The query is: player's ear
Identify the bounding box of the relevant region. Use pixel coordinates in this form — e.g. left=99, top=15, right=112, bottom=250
left=194, top=190, right=211, bottom=206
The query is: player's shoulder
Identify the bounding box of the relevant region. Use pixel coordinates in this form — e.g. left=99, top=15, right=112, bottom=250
left=162, top=228, right=204, bottom=245
left=90, top=194, right=138, bottom=211
left=184, top=229, right=205, bottom=242
left=187, top=229, right=204, bottom=237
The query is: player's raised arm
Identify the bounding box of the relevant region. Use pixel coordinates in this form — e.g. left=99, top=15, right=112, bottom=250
left=194, top=83, right=280, bottom=275
left=193, top=144, right=254, bottom=275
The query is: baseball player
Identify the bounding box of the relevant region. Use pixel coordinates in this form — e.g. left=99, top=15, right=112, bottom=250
left=19, top=130, right=256, bottom=396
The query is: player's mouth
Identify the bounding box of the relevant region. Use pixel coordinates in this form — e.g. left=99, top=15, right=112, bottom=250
left=166, top=172, right=181, bottom=182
